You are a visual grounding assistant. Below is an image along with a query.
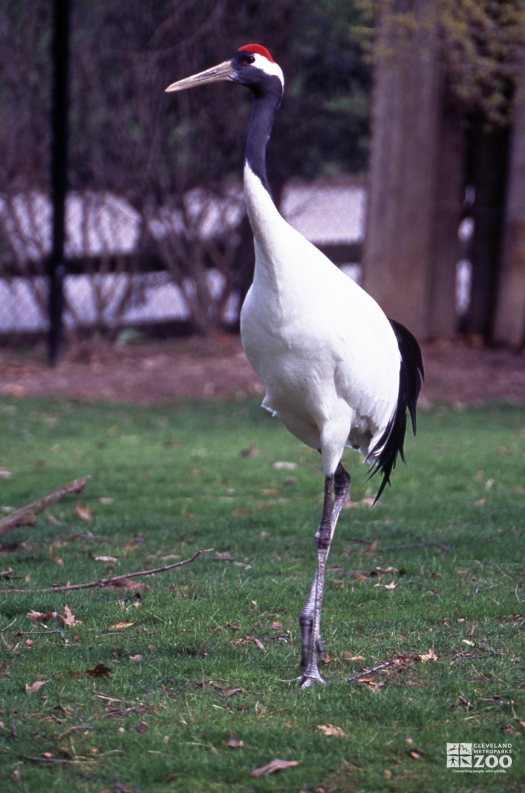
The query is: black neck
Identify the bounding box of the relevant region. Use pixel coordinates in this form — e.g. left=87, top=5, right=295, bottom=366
left=245, top=78, right=282, bottom=194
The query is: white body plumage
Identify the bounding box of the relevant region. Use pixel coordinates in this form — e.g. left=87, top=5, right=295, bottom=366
left=165, top=42, right=423, bottom=686
left=240, top=163, right=400, bottom=477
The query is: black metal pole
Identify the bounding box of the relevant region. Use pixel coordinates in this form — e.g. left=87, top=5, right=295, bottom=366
left=48, top=0, right=70, bottom=366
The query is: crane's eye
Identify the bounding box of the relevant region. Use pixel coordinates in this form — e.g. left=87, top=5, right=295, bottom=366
left=239, top=54, right=255, bottom=66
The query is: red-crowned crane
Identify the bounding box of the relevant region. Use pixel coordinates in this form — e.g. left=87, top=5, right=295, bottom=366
left=166, top=44, right=424, bottom=687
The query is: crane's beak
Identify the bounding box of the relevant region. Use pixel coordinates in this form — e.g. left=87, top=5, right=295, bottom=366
left=165, top=60, right=234, bottom=93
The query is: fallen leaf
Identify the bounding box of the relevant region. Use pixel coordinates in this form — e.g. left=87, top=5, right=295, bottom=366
left=63, top=605, right=81, bottom=628
left=192, top=679, right=213, bottom=689
left=108, top=621, right=134, bottom=631
left=27, top=607, right=82, bottom=629
left=358, top=677, right=385, bottom=688
left=222, top=737, right=245, bottom=749
left=136, top=721, right=149, bottom=733
left=85, top=663, right=112, bottom=678
left=342, top=653, right=366, bottom=662
left=317, top=723, right=346, bottom=737
left=75, top=503, right=93, bottom=521
left=27, top=610, right=56, bottom=623
left=129, top=655, right=143, bottom=663
left=251, top=759, right=300, bottom=777
left=272, top=461, right=297, bottom=471
left=25, top=680, right=48, bottom=694
left=233, top=635, right=265, bottom=651
left=419, top=648, right=438, bottom=663
left=502, top=725, right=521, bottom=737
left=348, top=570, right=368, bottom=580
left=94, top=555, right=118, bottom=564
left=10, top=767, right=21, bottom=783
left=408, top=748, right=426, bottom=760
left=222, top=687, right=245, bottom=698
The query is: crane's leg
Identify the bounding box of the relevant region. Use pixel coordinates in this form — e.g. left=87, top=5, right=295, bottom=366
left=299, top=462, right=350, bottom=687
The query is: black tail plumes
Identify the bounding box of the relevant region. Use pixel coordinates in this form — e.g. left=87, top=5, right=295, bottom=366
left=369, top=319, right=424, bottom=503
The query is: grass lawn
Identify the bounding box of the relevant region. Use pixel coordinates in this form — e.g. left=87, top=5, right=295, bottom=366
left=0, top=396, right=523, bottom=792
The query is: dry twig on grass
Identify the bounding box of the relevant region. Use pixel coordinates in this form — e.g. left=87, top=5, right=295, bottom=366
left=0, top=548, right=214, bottom=594
left=347, top=655, right=409, bottom=683
left=0, top=476, right=90, bottom=538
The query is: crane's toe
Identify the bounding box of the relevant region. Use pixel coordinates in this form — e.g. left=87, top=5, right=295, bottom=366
left=299, top=670, right=326, bottom=688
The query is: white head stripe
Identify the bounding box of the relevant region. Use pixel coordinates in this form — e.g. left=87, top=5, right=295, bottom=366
left=252, top=53, right=285, bottom=88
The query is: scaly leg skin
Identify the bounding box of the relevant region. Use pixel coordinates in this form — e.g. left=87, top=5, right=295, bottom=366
left=299, top=464, right=350, bottom=687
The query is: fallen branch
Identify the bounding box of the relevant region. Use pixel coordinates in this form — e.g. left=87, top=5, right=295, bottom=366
left=0, top=476, right=90, bottom=538
left=0, top=548, right=213, bottom=594
left=347, top=655, right=410, bottom=683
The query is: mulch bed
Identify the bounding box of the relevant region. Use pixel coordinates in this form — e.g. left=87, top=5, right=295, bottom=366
left=0, top=336, right=523, bottom=406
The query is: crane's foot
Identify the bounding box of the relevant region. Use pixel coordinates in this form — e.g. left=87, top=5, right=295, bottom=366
left=298, top=656, right=326, bottom=687
left=299, top=671, right=326, bottom=688
left=299, top=637, right=327, bottom=687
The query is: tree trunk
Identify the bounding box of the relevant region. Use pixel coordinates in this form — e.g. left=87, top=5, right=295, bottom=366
left=493, top=47, right=525, bottom=348
left=427, top=99, right=465, bottom=338
left=363, top=1, right=463, bottom=341
left=463, top=125, right=509, bottom=339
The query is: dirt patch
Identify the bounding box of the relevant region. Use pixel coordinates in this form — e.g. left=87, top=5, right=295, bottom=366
left=0, top=336, right=523, bottom=406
